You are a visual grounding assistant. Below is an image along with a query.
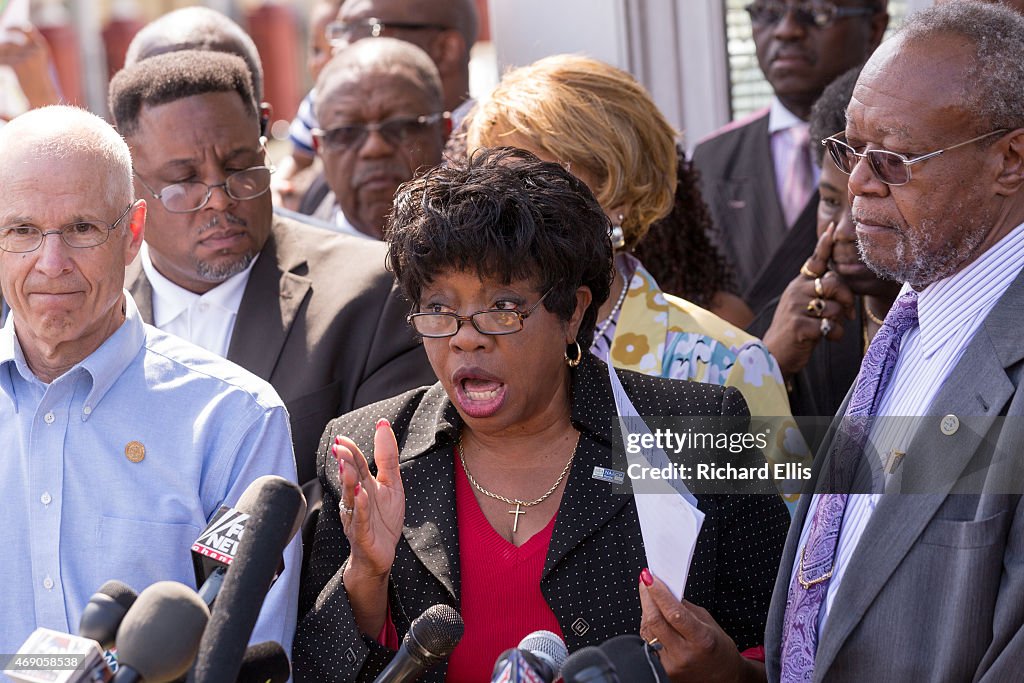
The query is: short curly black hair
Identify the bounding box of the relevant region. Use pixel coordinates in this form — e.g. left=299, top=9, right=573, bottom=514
left=809, top=66, right=862, bottom=165
left=387, top=146, right=613, bottom=347
left=109, top=49, right=257, bottom=137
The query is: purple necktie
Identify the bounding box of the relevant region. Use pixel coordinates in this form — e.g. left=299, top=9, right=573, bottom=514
left=782, top=125, right=813, bottom=227
left=779, top=291, right=919, bottom=682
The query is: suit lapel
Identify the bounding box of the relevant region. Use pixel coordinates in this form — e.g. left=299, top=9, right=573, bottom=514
left=746, top=195, right=819, bottom=315
left=125, top=258, right=154, bottom=323
left=813, top=275, right=1024, bottom=677
left=226, top=220, right=311, bottom=381
left=397, top=389, right=462, bottom=601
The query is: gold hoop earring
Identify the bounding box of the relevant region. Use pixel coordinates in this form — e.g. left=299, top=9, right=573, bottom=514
left=565, top=340, right=583, bottom=367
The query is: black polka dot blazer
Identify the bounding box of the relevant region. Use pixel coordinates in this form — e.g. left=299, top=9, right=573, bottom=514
left=294, top=353, right=790, bottom=682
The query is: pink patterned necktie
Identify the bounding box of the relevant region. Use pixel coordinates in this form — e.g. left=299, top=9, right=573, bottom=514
left=779, top=291, right=919, bottom=682
left=782, top=124, right=813, bottom=227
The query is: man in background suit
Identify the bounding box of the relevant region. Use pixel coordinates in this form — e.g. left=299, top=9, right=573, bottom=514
left=692, top=0, right=887, bottom=315
left=108, top=50, right=434, bottom=485
left=761, top=4, right=1024, bottom=680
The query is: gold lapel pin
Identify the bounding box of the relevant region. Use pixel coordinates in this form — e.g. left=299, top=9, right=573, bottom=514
left=125, top=441, right=146, bottom=463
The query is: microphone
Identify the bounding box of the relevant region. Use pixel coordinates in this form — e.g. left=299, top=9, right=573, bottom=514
left=79, top=580, right=138, bottom=650
left=560, top=647, right=620, bottom=683
left=599, top=635, right=668, bottom=682
left=191, top=475, right=304, bottom=607
left=371, top=604, right=464, bottom=683
left=235, top=642, right=290, bottom=683
left=112, top=581, right=210, bottom=683
left=3, top=628, right=112, bottom=683
left=490, top=630, right=567, bottom=683
left=189, top=476, right=305, bottom=683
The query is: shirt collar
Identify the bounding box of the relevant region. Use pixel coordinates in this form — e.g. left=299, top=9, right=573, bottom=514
left=332, top=206, right=376, bottom=241
left=141, top=242, right=258, bottom=327
left=0, top=293, right=147, bottom=413
left=916, top=221, right=1024, bottom=359
left=768, top=96, right=806, bottom=134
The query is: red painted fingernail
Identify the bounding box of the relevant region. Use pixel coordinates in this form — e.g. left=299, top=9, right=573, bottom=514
left=640, top=568, right=654, bottom=586
left=354, top=483, right=362, bottom=496
left=376, top=418, right=390, bottom=430
left=335, top=435, right=342, bottom=445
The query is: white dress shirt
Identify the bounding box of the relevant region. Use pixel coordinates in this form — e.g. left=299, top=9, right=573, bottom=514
left=141, top=243, right=257, bottom=357
left=792, top=221, right=1024, bottom=638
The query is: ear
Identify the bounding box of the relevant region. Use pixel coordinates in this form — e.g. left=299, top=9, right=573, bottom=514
left=124, top=199, right=147, bottom=264
left=429, top=29, right=467, bottom=78
left=995, top=128, right=1024, bottom=197
left=567, top=285, right=593, bottom=341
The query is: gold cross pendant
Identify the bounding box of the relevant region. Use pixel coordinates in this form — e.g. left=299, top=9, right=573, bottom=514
left=509, top=503, right=525, bottom=533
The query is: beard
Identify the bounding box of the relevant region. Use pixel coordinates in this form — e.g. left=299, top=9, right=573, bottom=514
left=858, top=202, right=995, bottom=288
left=194, top=251, right=255, bottom=282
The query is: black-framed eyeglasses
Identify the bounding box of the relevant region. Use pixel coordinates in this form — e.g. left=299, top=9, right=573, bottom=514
left=823, top=129, right=1008, bottom=186
left=312, top=112, right=449, bottom=151
left=326, top=17, right=448, bottom=44
left=0, top=204, right=133, bottom=253
left=745, top=1, right=875, bottom=28
left=407, top=289, right=553, bottom=338
left=134, top=138, right=275, bottom=214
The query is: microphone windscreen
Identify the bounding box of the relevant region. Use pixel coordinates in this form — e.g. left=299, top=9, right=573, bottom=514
left=560, top=646, right=620, bottom=683
left=599, top=634, right=667, bottom=683
left=517, top=630, right=567, bottom=674
left=115, top=581, right=210, bottom=682
left=236, top=641, right=290, bottom=683
left=407, top=603, right=464, bottom=664
left=190, top=477, right=305, bottom=683
left=79, top=580, right=138, bottom=648
left=235, top=474, right=307, bottom=542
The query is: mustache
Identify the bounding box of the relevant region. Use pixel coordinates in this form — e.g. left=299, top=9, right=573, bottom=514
left=352, top=164, right=408, bottom=188
left=197, top=212, right=247, bottom=234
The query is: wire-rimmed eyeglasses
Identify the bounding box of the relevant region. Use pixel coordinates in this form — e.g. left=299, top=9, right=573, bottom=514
left=326, top=17, right=448, bottom=44
left=745, top=1, right=875, bottom=28
left=134, top=138, right=275, bottom=214
left=0, top=204, right=133, bottom=253
left=312, top=112, right=449, bottom=152
left=823, top=129, right=1008, bottom=186
left=408, top=289, right=553, bottom=338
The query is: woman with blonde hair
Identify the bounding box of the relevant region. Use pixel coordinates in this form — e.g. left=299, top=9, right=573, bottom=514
left=468, top=54, right=805, bottom=470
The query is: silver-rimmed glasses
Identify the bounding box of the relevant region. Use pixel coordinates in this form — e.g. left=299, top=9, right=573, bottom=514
left=408, top=289, right=553, bottom=338
left=134, top=138, right=275, bottom=214
left=312, top=112, right=449, bottom=151
left=0, top=204, right=134, bottom=253
left=823, top=129, right=1008, bottom=186
left=745, top=1, right=875, bottom=28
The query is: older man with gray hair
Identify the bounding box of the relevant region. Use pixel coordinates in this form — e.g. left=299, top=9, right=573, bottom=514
left=0, top=106, right=299, bottom=655
left=311, top=37, right=446, bottom=240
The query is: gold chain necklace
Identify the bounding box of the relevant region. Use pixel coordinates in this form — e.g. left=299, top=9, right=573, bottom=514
left=458, top=432, right=580, bottom=533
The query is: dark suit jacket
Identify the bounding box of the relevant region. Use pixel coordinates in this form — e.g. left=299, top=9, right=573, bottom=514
left=126, top=215, right=436, bottom=483
left=294, top=353, right=790, bottom=682
left=765, top=268, right=1024, bottom=682
left=692, top=110, right=819, bottom=316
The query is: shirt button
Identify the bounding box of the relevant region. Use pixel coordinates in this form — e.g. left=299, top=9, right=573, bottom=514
left=83, top=406, right=92, bottom=416
left=44, top=412, right=55, bottom=424
left=40, top=492, right=51, bottom=505
left=43, top=576, right=54, bottom=590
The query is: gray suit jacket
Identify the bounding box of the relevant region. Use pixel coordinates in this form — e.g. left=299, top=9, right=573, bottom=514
left=765, top=269, right=1024, bottom=682
left=126, top=215, right=436, bottom=483
left=692, top=110, right=819, bottom=316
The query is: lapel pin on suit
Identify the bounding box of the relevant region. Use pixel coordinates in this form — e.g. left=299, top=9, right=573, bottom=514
left=940, top=414, right=960, bottom=436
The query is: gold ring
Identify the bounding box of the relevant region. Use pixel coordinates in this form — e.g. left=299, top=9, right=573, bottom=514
left=814, top=277, right=825, bottom=297
left=800, top=263, right=824, bottom=279
left=820, top=318, right=833, bottom=337
left=806, top=298, right=826, bottom=317
left=646, top=637, right=660, bottom=647
left=340, top=503, right=353, bottom=517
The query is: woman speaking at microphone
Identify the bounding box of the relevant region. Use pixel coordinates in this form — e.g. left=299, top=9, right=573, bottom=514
left=293, top=148, right=788, bottom=682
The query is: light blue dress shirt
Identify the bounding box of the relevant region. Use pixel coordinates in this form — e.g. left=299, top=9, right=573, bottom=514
left=0, top=293, right=301, bottom=657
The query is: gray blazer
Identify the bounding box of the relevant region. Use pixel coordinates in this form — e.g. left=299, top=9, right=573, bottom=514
left=126, top=215, right=436, bottom=483
left=765, top=268, right=1024, bottom=682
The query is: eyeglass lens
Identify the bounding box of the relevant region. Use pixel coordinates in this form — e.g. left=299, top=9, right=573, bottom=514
left=320, top=118, right=434, bottom=150
left=159, top=167, right=271, bottom=212
left=411, top=310, right=523, bottom=337
left=826, top=139, right=910, bottom=185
